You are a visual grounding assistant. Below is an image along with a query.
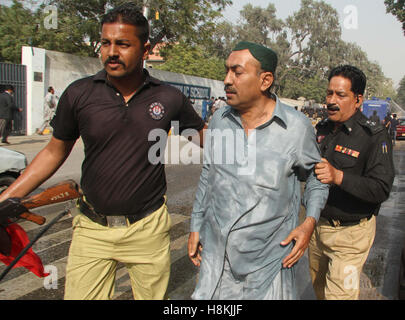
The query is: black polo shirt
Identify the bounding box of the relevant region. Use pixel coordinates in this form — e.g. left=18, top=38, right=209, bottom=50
left=316, top=110, right=395, bottom=222
left=51, top=69, right=205, bottom=215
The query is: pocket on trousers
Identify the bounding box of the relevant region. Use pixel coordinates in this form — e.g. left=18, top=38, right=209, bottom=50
left=71, top=213, right=82, bottom=230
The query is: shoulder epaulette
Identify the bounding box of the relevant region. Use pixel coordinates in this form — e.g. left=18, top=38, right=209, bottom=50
left=316, top=119, right=328, bottom=128
left=358, top=117, right=384, bottom=135
left=315, top=118, right=329, bottom=130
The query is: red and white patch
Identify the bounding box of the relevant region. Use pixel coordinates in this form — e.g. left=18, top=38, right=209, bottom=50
left=149, top=102, right=165, bottom=120
left=317, top=135, right=325, bottom=144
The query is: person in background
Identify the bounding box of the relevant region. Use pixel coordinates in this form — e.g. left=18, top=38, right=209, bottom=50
left=390, top=114, right=399, bottom=146
left=383, top=111, right=392, bottom=134
left=0, top=85, right=22, bottom=145
left=37, top=86, right=58, bottom=135
left=369, top=110, right=380, bottom=124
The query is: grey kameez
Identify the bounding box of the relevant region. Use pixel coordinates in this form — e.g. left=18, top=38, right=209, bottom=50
left=190, top=97, right=329, bottom=299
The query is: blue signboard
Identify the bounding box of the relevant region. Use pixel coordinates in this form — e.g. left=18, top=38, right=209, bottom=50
left=165, top=81, right=211, bottom=100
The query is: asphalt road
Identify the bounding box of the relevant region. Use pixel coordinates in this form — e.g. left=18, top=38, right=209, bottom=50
left=0, top=134, right=404, bottom=300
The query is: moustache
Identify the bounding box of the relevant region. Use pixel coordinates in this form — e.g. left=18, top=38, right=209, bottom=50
left=104, top=57, right=125, bottom=67
left=224, top=85, right=237, bottom=94
left=327, top=104, right=340, bottom=112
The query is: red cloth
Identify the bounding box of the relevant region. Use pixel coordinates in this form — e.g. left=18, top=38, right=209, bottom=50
left=0, top=222, right=49, bottom=278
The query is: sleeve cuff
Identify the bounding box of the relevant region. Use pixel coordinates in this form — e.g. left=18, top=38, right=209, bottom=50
left=305, top=209, right=321, bottom=223
left=190, top=215, right=204, bottom=233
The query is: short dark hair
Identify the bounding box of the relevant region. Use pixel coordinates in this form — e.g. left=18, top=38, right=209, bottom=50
left=48, top=86, right=54, bottom=92
left=4, top=84, right=14, bottom=92
left=328, top=65, right=367, bottom=96
left=101, top=3, right=149, bottom=44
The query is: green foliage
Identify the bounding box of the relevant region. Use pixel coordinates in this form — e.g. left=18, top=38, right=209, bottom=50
left=236, top=3, right=284, bottom=45
left=154, top=42, right=226, bottom=81
left=385, top=0, right=405, bottom=36
left=209, top=0, right=397, bottom=102
left=0, top=0, right=398, bottom=99
left=397, top=76, right=405, bottom=108
left=0, top=1, right=36, bottom=63
left=0, top=0, right=232, bottom=63
left=280, top=71, right=328, bottom=102
left=51, top=0, right=232, bottom=52
left=0, top=0, right=103, bottom=63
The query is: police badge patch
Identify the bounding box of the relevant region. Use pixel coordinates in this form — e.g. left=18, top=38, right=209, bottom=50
left=149, top=102, right=165, bottom=120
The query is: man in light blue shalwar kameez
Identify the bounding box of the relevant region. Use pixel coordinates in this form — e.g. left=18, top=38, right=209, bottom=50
left=188, top=42, right=329, bottom=300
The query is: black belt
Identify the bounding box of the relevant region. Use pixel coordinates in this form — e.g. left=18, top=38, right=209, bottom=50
left=325, top=215, right=373, bottom=227
left=78, top=196, right=164, bottom=227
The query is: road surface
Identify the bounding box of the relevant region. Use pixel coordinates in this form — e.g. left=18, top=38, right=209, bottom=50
left=0, top=134, right=404, bottom=300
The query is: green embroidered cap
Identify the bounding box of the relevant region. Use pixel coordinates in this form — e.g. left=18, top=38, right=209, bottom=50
left=232, top=41, right=278, bottom=73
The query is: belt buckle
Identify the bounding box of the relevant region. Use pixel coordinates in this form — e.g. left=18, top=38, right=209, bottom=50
left=106, top=216, right=128, bottom=228
left=332, top=219, right=341, bottom=227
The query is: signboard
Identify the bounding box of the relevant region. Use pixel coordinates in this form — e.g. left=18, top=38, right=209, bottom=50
left=165, top=81, right=211, bottom=100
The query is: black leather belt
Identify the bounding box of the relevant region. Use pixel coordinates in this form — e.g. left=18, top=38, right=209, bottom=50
left=325, top=215, right=372, bottom=227
left=78, top=196, right=164, bottom=227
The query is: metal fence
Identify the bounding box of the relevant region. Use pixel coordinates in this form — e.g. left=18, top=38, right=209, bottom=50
left=0, top=62, right=27, bottom=135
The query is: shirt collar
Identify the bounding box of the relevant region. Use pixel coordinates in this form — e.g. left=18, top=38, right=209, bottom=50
left=341, top=109, right=362, bottom=134
left=93, top=69, right=161, bottom=86
left=222, top=94, right=288, bottom=129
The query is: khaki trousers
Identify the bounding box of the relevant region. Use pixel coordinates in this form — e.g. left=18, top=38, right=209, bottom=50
left=308, top=215, right=376, bottom=300
left=64, top=202, right=171, bottom=300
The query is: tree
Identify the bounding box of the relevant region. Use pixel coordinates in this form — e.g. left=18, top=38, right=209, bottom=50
left=154, top=42, right=226, bottom=81
left=210, top=1, right=344, bottom=98
left=0, top=0, right=233, bottom=63
left=209, top=4, right=284, bottom=60
left=397, top=76, right=405, bottom=108
left=280, top=70, right=328, bottom=102
left=0, top=1, right=38, bottom=63
left=384, top=0, right=405, bottom=36
left=235, top=4, right=284, bottom=45
left=278, top=0, right=342, bottom=88
left=50, top=0, right=232, bottom=55
left=207, top=0, right=397, bottom=102
left=333, top=41, right=394, bottom=99
left=0, top=0, right=107, bottom=63
left=206, top=20, right=237, bottom=60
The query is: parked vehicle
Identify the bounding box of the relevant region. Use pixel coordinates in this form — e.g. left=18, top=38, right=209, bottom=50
left=396, top=117, right=405, bottom=140
left=0, top=147, right=27, bottom=194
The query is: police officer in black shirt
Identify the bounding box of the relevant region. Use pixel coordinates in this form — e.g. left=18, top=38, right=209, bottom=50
left=308, top=65, right=395, bottom=300
left=0, top=4, right=206, bottom=300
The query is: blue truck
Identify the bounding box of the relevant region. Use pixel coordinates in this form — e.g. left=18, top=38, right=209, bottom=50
left=362, top=97, right=391, bottom=122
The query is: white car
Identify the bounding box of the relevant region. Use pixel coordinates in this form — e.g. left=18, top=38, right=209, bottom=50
left=0, top=147, right=27, bottom=194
